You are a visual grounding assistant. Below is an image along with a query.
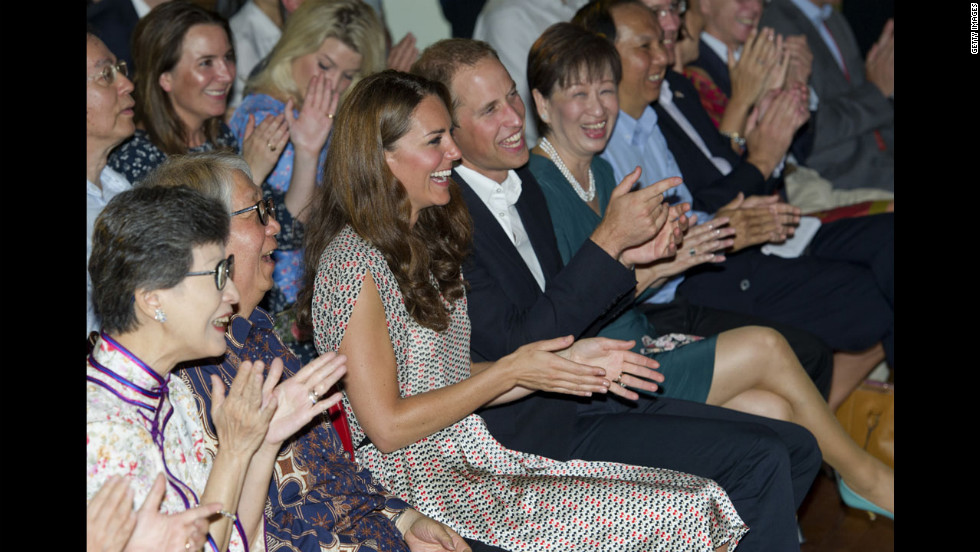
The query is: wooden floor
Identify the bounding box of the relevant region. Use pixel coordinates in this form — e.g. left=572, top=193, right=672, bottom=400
left=798, top=467, right=894, bottom=552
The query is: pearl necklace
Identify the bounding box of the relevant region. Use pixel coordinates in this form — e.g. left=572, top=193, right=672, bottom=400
left=539, top=137, right=595, bottom=203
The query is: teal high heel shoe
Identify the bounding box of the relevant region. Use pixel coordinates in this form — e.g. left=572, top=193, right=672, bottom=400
left=836, top=475, right=893, bottom=521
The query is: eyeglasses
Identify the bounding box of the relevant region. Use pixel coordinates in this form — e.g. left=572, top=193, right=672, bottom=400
left=230, top=198, right=277, bottom=226
left=186, top=255, right=235, bottom=291
left=87, top=60, right=128, bottom=87
left=653, top=0, right=687, bottom=18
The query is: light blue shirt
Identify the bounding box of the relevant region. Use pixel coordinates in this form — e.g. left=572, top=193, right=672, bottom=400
left=600, top=107, right=712, bottom=304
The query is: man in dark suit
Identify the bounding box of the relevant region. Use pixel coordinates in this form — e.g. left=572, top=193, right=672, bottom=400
left=700, top=0, right=894, bottom=192
left=412, top=37, right=822, bottom=552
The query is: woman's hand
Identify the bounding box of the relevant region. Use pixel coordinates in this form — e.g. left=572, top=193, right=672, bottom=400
left=398, top=509, right=472, bottom=552
left=122, top=473, right=221, bottom=552
left=729, top=27, right=784, bottom=108
left=239, top=112, right=289, bottom=185
left=285, top=73, right=340, bottom=158
left=87, top=476, right=137, bottom=552
left=263, top=353, right=348, bottom=447
left=210, top=360, right=278, bottom=458
left=560, top=337, right=664, bottom=401
left=498, top=335, right=611, bottom=397
left=621, top=202, right=689, bottom=267
left=387, top=33, right=419, bottom=72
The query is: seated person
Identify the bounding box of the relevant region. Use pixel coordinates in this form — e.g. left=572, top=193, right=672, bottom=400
left=692, top=0, right=893, bottom=193
left=88, top=32, right=135, bottom=336
left=411, top=38, right=825, bottom=551
left=142, top=151, right=472, bottom=552
left=528, top=16, right=892, bottom=519
left=87, top=184, right=332, bottom=551
left=108, top=1, right=286, bottom=186
left=578, top=0, right=895, bottom=398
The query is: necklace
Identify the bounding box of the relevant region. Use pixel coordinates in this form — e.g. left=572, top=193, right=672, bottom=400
left=539, top=137, right=595, bottom=203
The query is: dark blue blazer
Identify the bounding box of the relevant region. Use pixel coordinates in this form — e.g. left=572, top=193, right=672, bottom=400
left=456, top=166, right=635, bottom=458
left=654, top=71, right=775, bottom=213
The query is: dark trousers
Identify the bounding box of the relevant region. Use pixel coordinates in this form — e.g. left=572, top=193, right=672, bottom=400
left=638, top=295, right=833, bottom=398
left=568, top=395, right=822, bottom=552
left=679, top=212, right=894, bottom=366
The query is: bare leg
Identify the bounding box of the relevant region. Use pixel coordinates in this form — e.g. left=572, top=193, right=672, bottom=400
left=705, top=326, right=893, bottom=514
left=828, top=344, right=886, bottom=411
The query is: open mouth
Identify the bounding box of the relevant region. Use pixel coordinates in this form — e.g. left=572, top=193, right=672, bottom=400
left=582, top=121, right=608, bottom=139
left=499, top=131, right=525, bottom=150
left=212, top=313, right=233, bottom=330
left=431, top=169, right=452, bottom=183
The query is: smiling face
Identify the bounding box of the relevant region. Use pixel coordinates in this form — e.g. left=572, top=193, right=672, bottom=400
left=159, top=24, right=236, bottom=135
left=291, top=36, right=363, bottom=102
left=384, top=95, right=461, bottom=226
left=534, top=66, right=619, bottom=164
left=87, top=35, right=135, bottom=153
left=613, top=3, right=670, bottom=119
left=700, top=0, right=763, bottom=50
left=226, top=171, right=281, bottom=318
left=640, top=0, right=682, bottom=65
left=155, top=242, right=240, bottom=361
left=450, top=56, right=528, bottom=184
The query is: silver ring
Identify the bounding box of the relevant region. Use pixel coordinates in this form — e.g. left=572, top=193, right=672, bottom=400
left=308, top=389, right=318, bottom=405
left=689, top=248, right=696, bottom=256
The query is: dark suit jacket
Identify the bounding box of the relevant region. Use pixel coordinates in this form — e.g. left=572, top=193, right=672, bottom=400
left=759, top=0, right=894, bottom=192
left=688, top=39, right=815, bottom=166
left=654, top=71, right=775, bottom=213
left=87, top=0, right=140, bottom=70
left=455, top=166, right=636, bottom=458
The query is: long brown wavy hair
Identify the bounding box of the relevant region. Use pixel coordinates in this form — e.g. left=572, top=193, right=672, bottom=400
left=131, top=1, right=233, bottom=155
left=296, top=70, right=472, bottom=333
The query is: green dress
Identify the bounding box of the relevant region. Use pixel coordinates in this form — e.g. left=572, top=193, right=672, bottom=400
left=529, top=153, right=715, bottom=403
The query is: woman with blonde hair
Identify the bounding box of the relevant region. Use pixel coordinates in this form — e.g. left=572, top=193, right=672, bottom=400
left=229, top=0, right=387, bottom=335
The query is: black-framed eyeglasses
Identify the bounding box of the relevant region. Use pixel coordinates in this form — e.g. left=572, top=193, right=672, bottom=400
left=186, top=255, right=235, bottom=291
left=230, top=198, right=277, bottom=226
left=87, top=60, right=128, bottom=87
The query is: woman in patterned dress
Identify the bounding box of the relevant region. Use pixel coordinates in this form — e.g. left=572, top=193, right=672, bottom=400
left=108, top=0, right=287, bottom=186
left=295, top=69, right=746, bottom=552
left=87, top=184, right=342, bottom=551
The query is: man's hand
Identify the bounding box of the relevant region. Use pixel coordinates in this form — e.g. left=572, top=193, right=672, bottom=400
left=715, top=193, right=800, bottom=252
left=865, top=19, right=894, bottom=98
left=399, top=509, right=472, bottom=552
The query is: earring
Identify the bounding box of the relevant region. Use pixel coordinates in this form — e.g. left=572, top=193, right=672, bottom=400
left=541, top=113, right=549, bottom=122
left=154, top=309, right=167, bottom=323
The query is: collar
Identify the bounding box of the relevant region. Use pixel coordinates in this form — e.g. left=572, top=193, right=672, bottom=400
left=790, top=0, right=834, bottom=25
left=659, top=78, right=675, bottom=106
left=616, top=106, right=660, bottom=147
left=700, top=31, right=741, bottom=62
left=87, top=332, right=168, bottom=411
left=456, top=164, right=523, bottom=207
left=88, top=165, right=132, bottom=200
left=130, top=0, right=152, bottom=18
left=225, top=307, right=275, bottom=350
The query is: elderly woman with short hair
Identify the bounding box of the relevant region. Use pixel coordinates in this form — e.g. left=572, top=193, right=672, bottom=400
left=87, top=184, right=341, bottom=552
left=143, top=151, right=471, bottom=552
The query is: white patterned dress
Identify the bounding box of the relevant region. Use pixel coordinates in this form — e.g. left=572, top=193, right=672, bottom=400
left=312, top=226, right=748, bottom=552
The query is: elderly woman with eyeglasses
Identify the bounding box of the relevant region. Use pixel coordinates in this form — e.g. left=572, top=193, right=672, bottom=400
left=142, top=151, right=471, bottom=552
left=87, top=184, right=345, bottom=552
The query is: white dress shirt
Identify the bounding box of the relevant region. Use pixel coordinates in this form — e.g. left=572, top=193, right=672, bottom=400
left=456, top=165, right=546, bottom=291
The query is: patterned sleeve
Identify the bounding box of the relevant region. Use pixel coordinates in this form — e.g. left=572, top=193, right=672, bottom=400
left=683, top=66, right=729, bottom=129
left=310, top=229, right=372, bottom=357
left=86, top=417, right=166, bottom=511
